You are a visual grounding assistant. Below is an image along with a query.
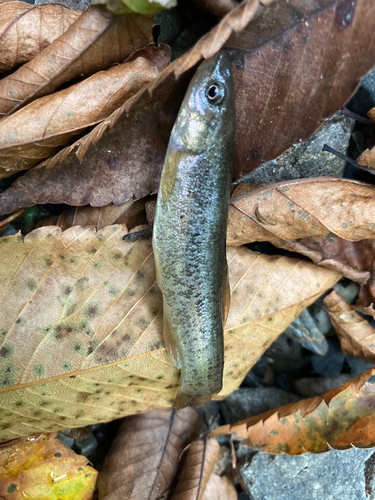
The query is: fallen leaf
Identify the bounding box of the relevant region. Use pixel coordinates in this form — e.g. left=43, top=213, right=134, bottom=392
left=56, top=198, right=147, bottom=231
left=171, top=439, right=220, bottom=500
left=97, top=408, right=200, bottom=500
left=299, top=237, right=375, bottom=310
left=211, top=368, right=375, bottom=454
left=202, top=474, right=237, bottom=500
left=0, top=432, right=97, bottom=500
left=0, top=0, right=260, bottom=213
left=0, top=225, right=339, bottom=440
left=323, top=289, right=375, bottom=364
left=2, top=0, right=375, bottom=213
left=228, top=0, right=375, bottom=179
left=226, top=178, right=375, bottom=279
left=0, top=8, right=153, bottom=117
left=358, top=146, right=375, bottom=169
left=0, top=2, right=81, bottom=73
left=0, top=45, right=170, bottom=178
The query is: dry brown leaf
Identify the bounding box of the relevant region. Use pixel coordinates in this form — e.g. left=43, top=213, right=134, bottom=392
left=299, top=237, right=375, bottom=310
left=202, top=474, right=237, bottom=500
left=212, top=368, right=375, bottom=454
left=0, top=432, right=97, bottom=499
left=56, top=198, right=147, bottom=231
left=0, top=8, right=153, bottom=117
left=0, top=225, right=339, bottom=440
left=323, top=290, right=375, bottom=363
left=2, top=0, right=375, bottom=213
left=226, top=178, right=375, bottom=279
left=0, top=45, right=170, bottom=178
left=0, top=2, right=81, bottom=73
left=357, top=145, right=375, bottom=169
left=171, top=439, right=219, bottom=500
left=97, top=408, right=200, bottom=500
left=0, top=0, right=259, bottom=213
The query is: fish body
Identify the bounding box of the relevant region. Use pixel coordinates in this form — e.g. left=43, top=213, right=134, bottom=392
left=152, top=51, right=235, bottom=408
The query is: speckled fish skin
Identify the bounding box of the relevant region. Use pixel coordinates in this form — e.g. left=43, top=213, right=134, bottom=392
left=153, top=51, right=235, bottom=408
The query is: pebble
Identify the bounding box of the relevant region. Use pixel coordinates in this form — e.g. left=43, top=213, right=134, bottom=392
left=240, top=447, right=375, bottom=500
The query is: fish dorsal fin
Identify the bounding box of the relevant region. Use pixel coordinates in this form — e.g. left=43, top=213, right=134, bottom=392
left=222, top=269, right=230, bottom=326
left=160, top=148, right=182, bottom=203
left=162, top=300, right=182, bottom=369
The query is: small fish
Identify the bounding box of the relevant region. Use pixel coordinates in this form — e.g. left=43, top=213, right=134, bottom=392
left=152, top=51, right=235, bottom=408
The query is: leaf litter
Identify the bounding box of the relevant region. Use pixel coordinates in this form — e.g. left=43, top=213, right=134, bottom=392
left=3, top=0, right=375, bottom=214
left=97, top=408, right=200, bottom=500
left=0, top=2, right=81, bottom=73
left=0, top=44, right=170, bottom=178
left=0, top=8, right=154, bottom=117
left=211, top=368, right=375, bottom=454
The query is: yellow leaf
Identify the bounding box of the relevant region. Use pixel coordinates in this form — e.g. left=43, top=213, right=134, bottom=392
left=0, top=433, right=97, bottom=500
left=0, top=225, right=340, bottom=441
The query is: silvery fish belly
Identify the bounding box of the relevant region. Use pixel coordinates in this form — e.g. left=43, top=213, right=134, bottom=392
left=152, top=51, right=235, bottom=408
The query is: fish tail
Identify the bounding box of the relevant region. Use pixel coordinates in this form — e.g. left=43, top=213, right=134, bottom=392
left=173, top=390, right=216, bottom=409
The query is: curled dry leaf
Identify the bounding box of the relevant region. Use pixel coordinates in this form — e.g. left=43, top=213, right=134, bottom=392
left=323, top=290, right=375, bottom=364
left=299, top=237, right=375, bottom=310
left=0, top=45, right=170, bottom=178
left=0, top=2, right=81, bottom=73
left=357, top=145, right=375, bottom=169
left=227, top=178, right=375, bottom=282
left=0, top=0, right=260, bottom=213
left=0, top=8, right=154, bottom=117
left=2, top=0, right=375, bottom=214
left=0, top=433, right=97, bottom=500
left=97, top=408, right=200, bottom=500
left=212, top=368, right=375, bottom=454
left=171, top=439, right=220, bottom=500
left=0, top=225, right=339, bottom=440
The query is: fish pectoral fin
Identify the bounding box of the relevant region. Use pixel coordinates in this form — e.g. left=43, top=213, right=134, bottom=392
left=163, top=302, right=182, bottom=369
left=160, top=148, right=183, bottom=203
left=222, top=269, right=230, bottom=326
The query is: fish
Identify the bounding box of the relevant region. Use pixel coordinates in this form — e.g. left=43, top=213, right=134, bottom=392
left=152, top=50, right=236, bottom=408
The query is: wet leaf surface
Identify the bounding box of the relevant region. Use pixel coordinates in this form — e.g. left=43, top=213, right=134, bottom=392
left=0, top=225, right=339, bottom=440
left=0, top=8, right=153, bottom=117
left=0, top=432, right=97, bottom=500
left=0, top=45, right=170, bottom=178
left=211, top=368, right=375, bottom=454
left=0, top=2, right=81, bottom=72
left=98, top=408, right=200, bottom=500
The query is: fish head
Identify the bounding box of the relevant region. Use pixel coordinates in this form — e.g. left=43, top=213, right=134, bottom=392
left=176, top=50, right=235, bottom=153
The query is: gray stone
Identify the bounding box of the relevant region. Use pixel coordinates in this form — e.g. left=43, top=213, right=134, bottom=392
left=293, top=374, right=352, bottom=398
left=220, top=387, right=301, bottom=425
left=348, top=67, right=375, bottom=116
left=75, top=434, right=98, bottom=458
left=155, top=8, right=184, bottom=45
left=264, top=333, right=307, bottom=373
left=334, top=280, right=360, bottom=304
left=57, top=433, right=75, bottom=449
left=346, top=355, right=374, bottom=378
left=310, top=339, right=346, bottom=379
left=238, top=112, right=354, bottom=184
left=240, top=447, right=375, bottom=500
left=284, top=309, right=328, bottom=355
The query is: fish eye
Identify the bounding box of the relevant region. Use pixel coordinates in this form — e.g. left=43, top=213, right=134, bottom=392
left=206, top=82, right=226, bottom=105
